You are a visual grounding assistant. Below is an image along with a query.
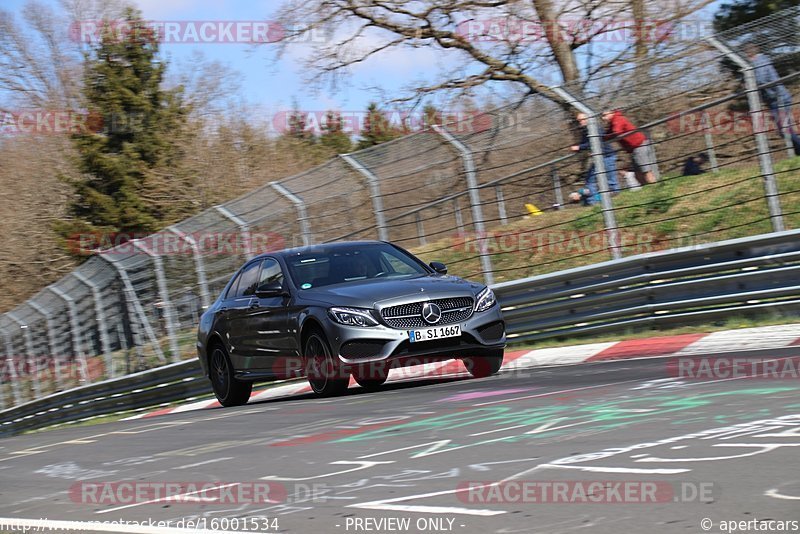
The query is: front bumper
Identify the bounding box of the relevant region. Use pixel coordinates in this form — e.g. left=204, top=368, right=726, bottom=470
left=325, top=304, right=506, bottom=366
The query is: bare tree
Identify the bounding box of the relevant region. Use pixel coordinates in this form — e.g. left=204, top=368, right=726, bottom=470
left=273, top=0, right=715, bottom=106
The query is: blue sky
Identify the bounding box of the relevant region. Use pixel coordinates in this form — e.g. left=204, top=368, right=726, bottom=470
left=3, top=0, right=726, bottom=121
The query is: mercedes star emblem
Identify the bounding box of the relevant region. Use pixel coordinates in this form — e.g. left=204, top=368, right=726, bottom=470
left=421, top=302, right=442, bottom=325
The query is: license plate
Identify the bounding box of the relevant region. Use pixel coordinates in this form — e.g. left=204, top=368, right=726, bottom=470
left=408, top=325, right=461, bottom=343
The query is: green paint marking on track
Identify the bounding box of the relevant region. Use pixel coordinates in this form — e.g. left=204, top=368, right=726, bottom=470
left=335, top=387, right=797, bottom=447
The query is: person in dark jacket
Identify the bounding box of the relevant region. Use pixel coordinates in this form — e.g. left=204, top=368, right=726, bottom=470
left=682, top=153, right=709, bottom=176
left=745, top=43, right=800, bottom=156
left=570, top=112, right=620, bottom=206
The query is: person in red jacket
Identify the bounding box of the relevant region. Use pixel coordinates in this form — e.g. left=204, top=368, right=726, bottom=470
left=602, top=109, right=656, bottom=185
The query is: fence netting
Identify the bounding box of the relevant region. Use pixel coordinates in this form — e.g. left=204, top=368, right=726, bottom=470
left=1, top=6, right=799, bottom=408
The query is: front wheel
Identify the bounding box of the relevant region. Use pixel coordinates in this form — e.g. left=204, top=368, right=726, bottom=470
left=305, top=330, right=350, bottom=396
left=462, top=350, right=504, bottom=378
left=209, top=345, right=253, bottom=406
left=352, top=363, right=390, bottom=390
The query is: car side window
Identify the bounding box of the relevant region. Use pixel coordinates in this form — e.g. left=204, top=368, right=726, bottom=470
left=256, top=258, right=284, bottom=290
left=225, top=272, right=242, bottom=300
left=232, top=260, right=262, bottom=298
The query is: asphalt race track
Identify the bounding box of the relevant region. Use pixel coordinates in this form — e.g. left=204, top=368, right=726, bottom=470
left=1, top=348, right=799, bottom=534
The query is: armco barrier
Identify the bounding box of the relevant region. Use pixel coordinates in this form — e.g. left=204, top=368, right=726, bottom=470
left=495, top=229, right=800, bottom=342
left=0, top=359, right=204, bottom=436
left=2, top=230, right=800, bottom=436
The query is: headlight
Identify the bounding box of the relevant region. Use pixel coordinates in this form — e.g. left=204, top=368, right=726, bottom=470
left=328, top=307, right=379, bottom=327
left=474, top=287, right=497, bottom=312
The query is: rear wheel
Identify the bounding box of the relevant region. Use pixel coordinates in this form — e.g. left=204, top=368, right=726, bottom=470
left=462, top=350, right=504, bottom=378
left=305, top=330, right=350, bottom=396
left=209, top=344, right=252, bottom=406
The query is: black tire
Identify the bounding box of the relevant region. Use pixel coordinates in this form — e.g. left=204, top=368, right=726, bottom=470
left=463, top=350, right=504, bottom=378
left=209, top=344, right=252, bottom=407
left=304, top=330, right=350, bottom=396
left=352, top=363, right=389, bottom=390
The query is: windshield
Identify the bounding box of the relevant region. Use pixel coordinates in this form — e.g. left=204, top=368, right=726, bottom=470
left=285, top=243, right=429, bottom=290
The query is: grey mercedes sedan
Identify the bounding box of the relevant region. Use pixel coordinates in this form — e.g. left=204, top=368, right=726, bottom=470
left=197, top=241, right=506, bottom=405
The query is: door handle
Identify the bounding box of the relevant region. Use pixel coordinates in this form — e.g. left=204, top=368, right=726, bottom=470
left=249, top=299, right=260, bottom=309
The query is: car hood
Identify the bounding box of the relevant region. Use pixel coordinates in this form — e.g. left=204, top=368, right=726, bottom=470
left=300, top=275, right=482, bottom=307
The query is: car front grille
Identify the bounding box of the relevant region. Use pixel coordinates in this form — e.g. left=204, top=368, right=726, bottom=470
left=381, top=297, right=474, bottom=329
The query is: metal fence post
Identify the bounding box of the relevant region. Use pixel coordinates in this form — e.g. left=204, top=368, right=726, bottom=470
left=214, top=205, right=254, bottom=260
left=1, top=325, right=22, bottom=406
left=453, top=199, right=465, bottom=234
left=167, top=228, right=211, bottom=310
left=432, top=124, right=494, bottom=285
left=47, top=286, right=90, bottom=384
left=116, top=323, right=132, bottom=375
left=495, top=186, right=508, bottom=225
left=28, top=301, right=65, bottom=390
left=6, top=312, right=41, bottom=399
left=0, top=330, right=5, bottom=409
left=551, top=86, right=622, bottom=259
left=551, top=164, right=564, bottom=208
left=415, top=213, right=427, bottom=246
left=98, top=254, right=166, bottom=365
left=706, top=37, right=785, bottom=233
left=72, top=272, right=113, bottom=375
left=131, top=241, right=181, bottom=364
left=703, top=123, right=720, bottom=173
left=270, top=182, right=313, bottom=246
left=339, top=154, right=389, bottom=241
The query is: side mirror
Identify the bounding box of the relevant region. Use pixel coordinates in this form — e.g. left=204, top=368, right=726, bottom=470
left=429, top=261, right=448, bottom=275
left=255, top=280, right=288, bottom=298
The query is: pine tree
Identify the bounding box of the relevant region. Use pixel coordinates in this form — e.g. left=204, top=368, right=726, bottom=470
left=56, top=7, right=190, bottom=253
left=286, top=101, right=313, bottom=141
left=356, top=102, right=404, bottom=150
left=319, top=110, right=352, bottom=153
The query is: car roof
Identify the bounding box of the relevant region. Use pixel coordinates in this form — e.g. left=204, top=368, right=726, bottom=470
left=253, top=240, right=389, bottom=261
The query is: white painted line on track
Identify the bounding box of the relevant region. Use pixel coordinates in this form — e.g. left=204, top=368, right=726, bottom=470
left=172, top=457, right=233, bottom=470
left=765, top=488, right=800, bottom=500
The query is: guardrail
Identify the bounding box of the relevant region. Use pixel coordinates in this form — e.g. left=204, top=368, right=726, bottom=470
left=0, top=359, right=205, bottom=437
left=2, top=229, right=799, bottom=436
left=494, top=229, right=800, bottom=342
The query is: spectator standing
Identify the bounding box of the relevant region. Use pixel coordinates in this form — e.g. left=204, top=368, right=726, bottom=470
left=745, top=43, right=800, bottom=156
left=570, top=112, right=620, bottom=206
left=619, top=166, right=642, bottom=191
left=602, top=109, right=657, bottom=184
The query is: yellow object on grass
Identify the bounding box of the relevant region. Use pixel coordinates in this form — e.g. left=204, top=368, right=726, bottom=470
left=525, top=203, right=543, bottom=216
